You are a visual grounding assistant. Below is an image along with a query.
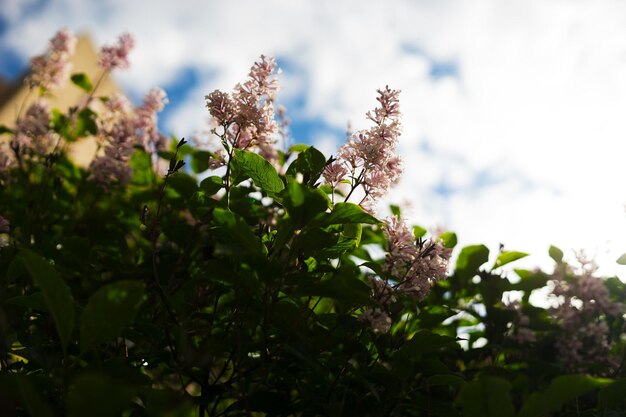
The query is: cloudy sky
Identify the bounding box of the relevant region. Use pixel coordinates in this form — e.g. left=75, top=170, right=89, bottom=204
left=1, top=0, right=625, bottom=278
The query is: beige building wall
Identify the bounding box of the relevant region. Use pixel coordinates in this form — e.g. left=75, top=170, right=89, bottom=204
left=0, top=34, right=122, bottom=167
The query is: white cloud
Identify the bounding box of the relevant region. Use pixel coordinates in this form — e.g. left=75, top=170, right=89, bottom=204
left=2, top=0, right=626, bottom=278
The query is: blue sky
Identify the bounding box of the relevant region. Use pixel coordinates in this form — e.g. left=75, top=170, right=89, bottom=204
left=2, top=0, right=625, bottom=279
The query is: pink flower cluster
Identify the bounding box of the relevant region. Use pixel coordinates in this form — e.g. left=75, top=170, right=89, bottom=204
left=13, top=100, right=53, bottom=155
left=90, top=88, right=168, bottom=187
left=324, top=86, right=403, bottom=209
left=29, top=28, right=77, bottom=90
left=550, top=257, right=623, bottom=373
left=205, top=55, right=280, bottom=165
left=503, top=300, right=536, bottom=344
left=98, top=33, right=135, bottom=70
left=382, top=216, right=451, bottom=301
left=362, top=217, right=451, bottom=333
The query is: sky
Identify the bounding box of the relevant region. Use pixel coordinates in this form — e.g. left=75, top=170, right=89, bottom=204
left=1, top=0, right=625, bottom=280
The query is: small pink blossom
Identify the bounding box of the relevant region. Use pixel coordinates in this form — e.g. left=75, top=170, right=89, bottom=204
left=136, top=87, right=168, bottom=151
left=205, top=90, right=236, bottom=126
left=549, top=256, right=623, bottom=373
left=14, top=100, right=53, bottom=155
left=29, top=28, right=76, bottom=90
left=322, top=162, right=348, bottom=188
left=204, top=55, right=281, bottom=159
left=383, top=216, right=450, bottom=301
left=98, top=33, right=135, bottom=70
left=361, top=308, right=392, bottom=334
left=331, top=87, right=403, bottom=210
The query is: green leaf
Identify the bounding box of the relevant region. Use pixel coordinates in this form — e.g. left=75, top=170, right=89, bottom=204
left=292, top=268, right=373, bottom=306
left=457, top=376, right=515, bottom=417
left=232, top=149, right=284, bottom=195
left=199, top=175, right=223, bottom=194
left=190, top=150, right=211, bottom=173
left=4, top=292, right=48, bottom=312
left=70, top=73, right=93, bottom=92
left=67, top=372, right=136, bottom=417
left=517, top=375, right=611, bottom=417
left=288, top=144, right=310, bottom=153
left=390, top=204, right=401, bottom=218
left=0, top=124, right=14, bottom=135
left=343, top=223, right=362, bottom=247
left=73, top=108, right=98, bottom=138
left=285, top=146, right=326, bottom=185
left=281, top=179, right=329, bottom=228
left=315, top=202, right=380, bottom=226
left=494, top=251, right=528, bottom=269
left=167, top=173, right=198, bottom=198
left=17, top=376, right=54, bottom=417
left=130, top=151, right=153, bottom=185
left=212, top=208, right=262, bottom=254
left=402, top=330, right=458, bottom=356
left=599, top=378, right=626, bottom=410
left=413, top=225, right=427, bottom=238
left=617, top=253, right=626, bottom=265
left=454, top=244, right=489, bottom=282
left=428, top=374, right=466, bottom=389
left=439, top=231, right=458, bottom=249
left=21, top=249, right=75, bottom=354
left=80, top=281, right=146, bottom=352
left=548, top=245, right=563, bottom=263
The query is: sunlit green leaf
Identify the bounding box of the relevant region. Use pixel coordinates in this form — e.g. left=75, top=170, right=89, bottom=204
left=70, top=72, right=93, bottom=92
left=549, top=245, right=563, bottom=263
left=439, top=231, right=458, bottom=249
left=232, top=149, right=284, bottom=195
left=494, top=251, right=528, bottom=269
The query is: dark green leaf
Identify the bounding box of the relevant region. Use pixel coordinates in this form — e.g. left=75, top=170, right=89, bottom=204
left=73, top=108, right=98, bottom=138
left=0, top=124, right=14, bottom=135
left=457, top=376, right=515, bottom=417
left=17, top=376, right=54, bottom=417
left=199, top=175, right=223, bottom=194
left=494, top=251, right=528, bottom=269
left=390, top=204, right=401, bottom=217
left=281, top=179, right=329, bottom=227
left=285, top=146, right=326, bottom=185
left=402, top=330, right=458, bottom=356
left=518, top=375, right=611, bottom=417
left=4, top=292, right=48, bottom=312
left=599, top=378, right=626, bottom=410
left=167, top=173, right=198, bottom=198
left=21, top=249, right=75, bottom=354
left=67, top=373, right=136, bottom=417
left=232, top=149, right=284, bottom=195
left=80, top=281, right=146, bottom=352
left=70, top=73, right=93, bottom=92
left=428, top=374, right=466, bottom=389
left=191, top=150, right=211, bottom=173
left=454, top=244, right=489, bottom=282
left=212, top=208, right=261, bottom=254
